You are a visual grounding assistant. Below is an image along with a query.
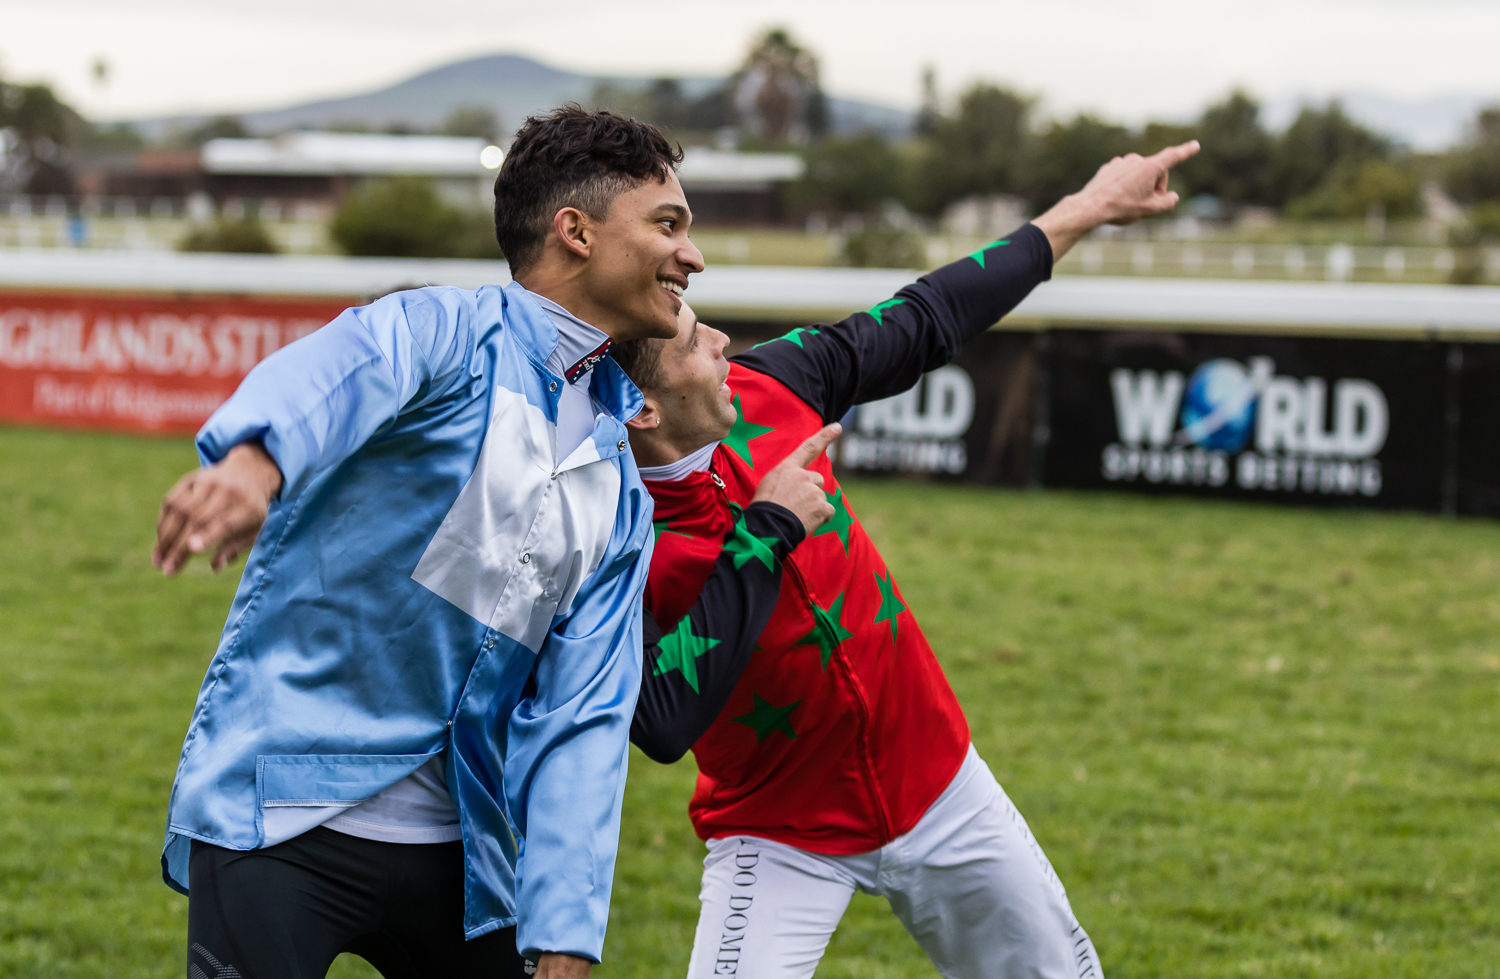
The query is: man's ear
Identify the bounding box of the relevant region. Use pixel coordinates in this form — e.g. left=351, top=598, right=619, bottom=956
left=552, top=207, right=590, bottom=260
left=625, top=398, right=661, bottom=432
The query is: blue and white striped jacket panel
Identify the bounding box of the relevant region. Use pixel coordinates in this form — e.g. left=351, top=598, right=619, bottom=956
left=161, top=281, right=652, bottom=960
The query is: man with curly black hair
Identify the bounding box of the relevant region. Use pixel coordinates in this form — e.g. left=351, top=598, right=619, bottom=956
left=152, top=106, right=703, bottom=979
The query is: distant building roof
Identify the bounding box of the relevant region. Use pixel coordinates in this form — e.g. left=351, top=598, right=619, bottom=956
left=202, top=132, right=493, bottom=177
left=135, top=149, right=205, bottom=175
left=678, top=148, right=804, bottom=190
left=199, top=132, right=805, bottom=190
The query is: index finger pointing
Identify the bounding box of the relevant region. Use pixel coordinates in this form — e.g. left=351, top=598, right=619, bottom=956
left=1150, top=139, right=1201, bottom=171
left=780, top=423, right=843, bottom=470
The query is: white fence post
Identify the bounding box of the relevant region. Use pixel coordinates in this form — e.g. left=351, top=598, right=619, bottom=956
left=1327, top=244, right=1355, bottom=282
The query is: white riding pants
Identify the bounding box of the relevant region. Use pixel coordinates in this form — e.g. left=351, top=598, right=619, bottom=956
left=686, top=746, right=1101, bottom=978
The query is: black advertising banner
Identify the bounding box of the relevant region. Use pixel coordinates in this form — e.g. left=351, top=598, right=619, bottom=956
left=1042, top=330, right=1450, bottom=511
left=713, top=318, right=1500, bottom=516
left=720, top=319, right=1042, bottom=487
left=830, top=331, right=1041, bottom=487
left=1454, top=343, right=1500, bottom=517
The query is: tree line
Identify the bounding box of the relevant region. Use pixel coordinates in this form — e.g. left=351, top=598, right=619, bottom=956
left=791, top=87, right=1500, bottom=230
left=579, top=30, right=1500, bottom=237
left=3, top=27, right=1499, bottom=257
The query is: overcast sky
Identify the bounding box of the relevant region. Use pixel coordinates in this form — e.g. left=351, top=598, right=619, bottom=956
left=3, top=0, right=1498, bottom=124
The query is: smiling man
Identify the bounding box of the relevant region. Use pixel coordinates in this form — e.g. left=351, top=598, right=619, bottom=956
left=622, top=142, right=1199, bottom=978
left=151, top=107, right=703, bottom=979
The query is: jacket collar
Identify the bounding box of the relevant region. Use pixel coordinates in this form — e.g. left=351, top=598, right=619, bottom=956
left=638, top=440, right=718, bottom=482
left=501, top=281, right=643, bottom=424
left=641, top=463, right=720, bottom=513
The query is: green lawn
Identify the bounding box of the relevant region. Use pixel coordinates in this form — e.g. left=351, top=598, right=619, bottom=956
left=2, top=425, right=1497, bottom=977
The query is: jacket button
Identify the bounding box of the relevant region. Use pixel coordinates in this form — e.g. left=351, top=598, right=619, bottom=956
left=549, top=381, right=558, bottom=393
left=520, top=553, right=531, bottom=564
left=617, top=439, right=627, bottom=451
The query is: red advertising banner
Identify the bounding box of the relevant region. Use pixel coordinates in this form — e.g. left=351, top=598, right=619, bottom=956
left=0, top=290, right=353, bottom=435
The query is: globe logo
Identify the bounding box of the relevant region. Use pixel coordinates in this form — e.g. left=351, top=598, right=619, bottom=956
left=1177, top=359, right=1259, bottom=452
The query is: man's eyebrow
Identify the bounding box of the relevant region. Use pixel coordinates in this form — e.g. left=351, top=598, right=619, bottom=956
left=656, top=203, right=691, bottom=224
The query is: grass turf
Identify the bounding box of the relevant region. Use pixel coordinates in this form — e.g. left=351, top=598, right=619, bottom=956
left=1, top=424, right=1496, bottom=977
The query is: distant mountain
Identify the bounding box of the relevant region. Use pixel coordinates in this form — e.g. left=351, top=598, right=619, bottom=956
left=1261, top=91, right=1494, bottom=151
left=126, top=53, right=1491, bottom=151
left=128, top=53, right=915, bottom=142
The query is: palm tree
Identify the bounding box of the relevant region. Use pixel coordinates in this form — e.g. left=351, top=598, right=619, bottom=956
left=733, top=28, right=825, bottom=145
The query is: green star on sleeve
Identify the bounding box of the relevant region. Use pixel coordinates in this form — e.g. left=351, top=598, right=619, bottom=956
left=795, top=592, right=854, bottom=670
left=723, top=516, right=782, bottom=573
left=653, top=617, right=721, bottom=694
left=752, top=326, right=821, bottom=350
left=868, top=298, right=907, bottom=325
left=722, top=394, right=775, bottom=468
left=873, top=569, right=907, bottom=642
left=968, top=239, right=1010, bottom=269
left=731, top=693, right=801, bottom=742
left=779, top=326, right=820, bottom=348
left=810, top=486, right=854, bottom=554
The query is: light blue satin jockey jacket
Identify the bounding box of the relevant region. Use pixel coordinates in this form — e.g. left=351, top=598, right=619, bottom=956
left=161, top=281, right=653, bottom=961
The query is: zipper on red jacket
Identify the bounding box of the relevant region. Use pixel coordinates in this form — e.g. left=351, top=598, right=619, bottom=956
left=710, top=457, right=893, bottom=845
left=779, top=535, right=895, bottom=845
left=843, top=655, right=894, bottom=844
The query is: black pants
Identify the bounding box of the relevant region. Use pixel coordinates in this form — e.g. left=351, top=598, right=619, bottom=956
left=187, top=827, right=532, bottom=979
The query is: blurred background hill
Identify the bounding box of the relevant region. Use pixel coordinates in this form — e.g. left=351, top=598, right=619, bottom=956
left=126, top=53, right=916, bottom=144
left=2, top=27, right=1498, bottom=279
left=115, top=51, right=1487, bottom=156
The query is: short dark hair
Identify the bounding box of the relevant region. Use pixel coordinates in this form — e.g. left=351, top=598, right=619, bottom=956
left=494, top=105, right=683, bottom=275
left=610, top=337, right=667, bottom=392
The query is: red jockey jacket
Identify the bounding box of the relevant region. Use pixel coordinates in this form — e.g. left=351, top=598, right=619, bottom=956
left=633, top=223, right=1054, bottom=854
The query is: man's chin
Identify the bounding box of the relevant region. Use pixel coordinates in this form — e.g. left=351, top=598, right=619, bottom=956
left=650, top=301, right=681, bottom=339
left=619, top=313, right=679, bottom=341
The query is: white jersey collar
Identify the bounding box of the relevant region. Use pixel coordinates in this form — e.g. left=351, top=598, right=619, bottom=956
left=639, top=441, right=719, bottom=482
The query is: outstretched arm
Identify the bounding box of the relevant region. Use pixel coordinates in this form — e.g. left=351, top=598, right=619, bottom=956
left=733, top=139, right=1200, bottom=422
left=150, top=287, right=482, bottom=575
left=1033, top=140, right=1200, bottom=261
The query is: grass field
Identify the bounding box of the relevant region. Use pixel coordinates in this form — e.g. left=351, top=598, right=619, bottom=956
left=2, top=424, right=1498, bottom=978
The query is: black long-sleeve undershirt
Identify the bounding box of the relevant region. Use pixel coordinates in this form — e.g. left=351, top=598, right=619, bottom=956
left=631, top=501, right=805, bottom=763
left=732, top=222, right=1052, bottom=422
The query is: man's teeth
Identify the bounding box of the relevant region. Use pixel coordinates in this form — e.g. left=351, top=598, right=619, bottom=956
left=659, top=280, right=684, bottom=297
